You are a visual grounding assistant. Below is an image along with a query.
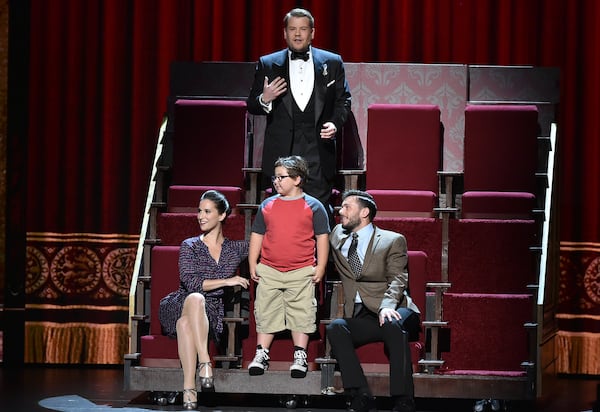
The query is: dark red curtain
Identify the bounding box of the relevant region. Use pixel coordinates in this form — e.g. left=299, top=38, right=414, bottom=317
left=21, top=0, right=600, bottom=366
left=25, top=0, right=600, bottom=239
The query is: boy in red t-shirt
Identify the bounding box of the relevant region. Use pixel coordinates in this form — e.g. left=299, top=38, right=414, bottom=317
left=247, top=155, right=330, bottom=378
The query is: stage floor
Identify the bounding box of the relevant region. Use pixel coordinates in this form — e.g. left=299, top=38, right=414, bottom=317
left=0, top=364, right=597, bottom=412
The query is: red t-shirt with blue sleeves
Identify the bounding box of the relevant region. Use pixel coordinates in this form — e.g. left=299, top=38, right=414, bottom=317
left=251, top=193, right=330, bottom=272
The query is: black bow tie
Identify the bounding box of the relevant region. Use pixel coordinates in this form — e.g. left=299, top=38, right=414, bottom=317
left=290, top=50, right=309, bottom=61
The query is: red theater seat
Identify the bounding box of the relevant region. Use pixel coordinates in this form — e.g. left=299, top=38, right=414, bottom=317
left=373, top=218, right=441, bottom=282
left=140, top=246, right=222, bottom=366
left=440, top=292, right=532, bottom=373
left=141, top=101, right=251, bottom=367
left=462, top=104, right=539, bottom=219
left=171, top=100, right=247, bottom=187
left=447, top=219, right=537, bottom=294
left=140, top=246, right=181, bottom=366
left=365, top=104, right=442, bottom=217
left=154, top=99, right=249, bottom=248
left=460, top=191, right=536, bottom=220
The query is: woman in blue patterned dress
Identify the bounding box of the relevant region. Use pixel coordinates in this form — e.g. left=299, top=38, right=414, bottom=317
left=159, top=190, right=249, bottom=409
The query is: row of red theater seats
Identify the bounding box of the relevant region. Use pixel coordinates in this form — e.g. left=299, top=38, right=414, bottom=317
left=161, top=101, right=540, bottom=284
left=364, top=103, right=539, bottom=218
left=374, top=217, right=536, bottom=374
left=364, top=103, right=539, bottom=375
left=146, top=217, right=535, bottom=374
left=168, top=99, right=540, bottom=221
left=152, top=188, right=536, bottom=374
left=147, top=100, right=539, bottom=375
left=158, top=184, right=537, bottom=293
left=141, top=245, right=428, bottom=373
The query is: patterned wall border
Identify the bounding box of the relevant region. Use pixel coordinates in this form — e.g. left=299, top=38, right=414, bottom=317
left=558, top=241, right=600, bottom=374
left=25, top=232, right=138, bottom=364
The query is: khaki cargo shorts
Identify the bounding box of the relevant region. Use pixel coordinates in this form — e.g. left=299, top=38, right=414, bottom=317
left=254, top=263, right=317, bottom=334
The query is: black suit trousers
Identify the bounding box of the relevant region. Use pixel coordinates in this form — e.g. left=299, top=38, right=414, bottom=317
left=326, top=307, right=420, bottom=397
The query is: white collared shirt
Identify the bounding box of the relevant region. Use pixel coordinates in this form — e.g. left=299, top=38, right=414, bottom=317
left=288, top=49, right=314, bottom=111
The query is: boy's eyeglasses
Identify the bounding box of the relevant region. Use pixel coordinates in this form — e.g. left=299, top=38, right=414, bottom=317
left=271, top=175, right=291, bottom=182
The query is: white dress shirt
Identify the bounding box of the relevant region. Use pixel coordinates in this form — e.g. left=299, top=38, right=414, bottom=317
left=288, top=49, right=314, bottom=111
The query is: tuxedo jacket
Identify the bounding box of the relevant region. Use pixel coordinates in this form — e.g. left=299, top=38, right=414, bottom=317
left=330, top=224, right=421, bottom=318
left=247, top=47, right=352, bottom=182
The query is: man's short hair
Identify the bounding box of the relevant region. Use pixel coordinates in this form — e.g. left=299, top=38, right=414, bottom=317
left=274, top=155, right=309, bottom=185
left=284, top=8, right=314, bottom=28
left=342, top=190, right=378, bottom=221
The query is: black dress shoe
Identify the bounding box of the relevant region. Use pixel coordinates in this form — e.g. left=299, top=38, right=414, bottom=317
left=392, top=396, right=416, bottom=412
left=348, top=393, right=377, bottom=412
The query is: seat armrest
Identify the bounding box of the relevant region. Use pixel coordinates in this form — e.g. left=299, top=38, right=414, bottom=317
left=338, top=169, right=365, bottom=191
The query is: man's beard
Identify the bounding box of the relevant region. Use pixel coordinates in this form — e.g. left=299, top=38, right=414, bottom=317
left=341, top=216, right=360, bottom=232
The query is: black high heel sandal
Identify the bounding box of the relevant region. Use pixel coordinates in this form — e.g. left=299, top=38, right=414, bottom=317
left=182, top=388, right=197, bottom=410
left=198, top=361, right=214, bottom=392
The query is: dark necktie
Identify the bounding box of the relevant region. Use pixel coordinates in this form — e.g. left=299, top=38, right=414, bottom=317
left=290, top=50, right=309, bottom=61
left=347, top=233, right=362, bottom=277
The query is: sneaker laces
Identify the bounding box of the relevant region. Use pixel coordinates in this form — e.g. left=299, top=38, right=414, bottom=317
left=293, top=349, right=307, bottom=365
left=254, top=348, right=270, bottom=363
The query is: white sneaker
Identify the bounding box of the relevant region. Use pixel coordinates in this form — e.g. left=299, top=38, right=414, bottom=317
left=290, top=349, right=308, bottom=378
left=248, top=346, right=270, bottom=375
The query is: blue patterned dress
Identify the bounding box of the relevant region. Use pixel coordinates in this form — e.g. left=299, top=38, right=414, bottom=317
left=158, top=236, right=249, bottom=342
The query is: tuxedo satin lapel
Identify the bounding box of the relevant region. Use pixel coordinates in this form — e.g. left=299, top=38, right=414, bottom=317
left=282, top=92, right=292, bottom=118
left=312, top=49, right=326, bottom=123
left=281, top=64, right=293, bottom=117
left=273, top=50, right=292, bottom=118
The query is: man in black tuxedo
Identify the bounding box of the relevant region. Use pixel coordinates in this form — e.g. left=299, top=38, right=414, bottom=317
left=247, top=8, right=351, bottom=221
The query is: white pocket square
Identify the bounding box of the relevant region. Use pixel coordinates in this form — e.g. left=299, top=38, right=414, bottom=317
left=326, top=80, right=335, bottom=87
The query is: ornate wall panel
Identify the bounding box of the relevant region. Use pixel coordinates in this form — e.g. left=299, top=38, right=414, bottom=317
left=25, top=232, right=137, bottom=364
left=557, top=242, right=600, bottom=374
left=345, top=63, right=467, bottom=172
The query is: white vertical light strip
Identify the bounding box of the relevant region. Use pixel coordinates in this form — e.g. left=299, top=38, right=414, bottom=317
left=538, top=122, right=557, bottom=306
left=128, top=118, right=167, bottom=347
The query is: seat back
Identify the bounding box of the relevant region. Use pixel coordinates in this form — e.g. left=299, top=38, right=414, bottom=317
left=440, top=217, right=537, bottom=373
left=171, top=99, right=247, bottom=186
left=365, top=104, right=442, bottom=215
left=462, top=104, right=539, bottom=219
left=158, top=100, right=249, bottom=247
left=447, top=219, right=537, bottom=293
left=373, top=218, right=441, bottom=282
left=149, top=246, right=181, bottom=336
left=441, top=292, right=532, bottom=372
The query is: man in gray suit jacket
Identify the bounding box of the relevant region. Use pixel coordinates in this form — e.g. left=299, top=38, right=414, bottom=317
left=327, top=190, right=420, bottom=412
left=246, top=8, right=351, bottom=222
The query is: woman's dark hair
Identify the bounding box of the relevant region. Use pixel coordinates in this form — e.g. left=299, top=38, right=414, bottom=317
left=200, top=190, right=232, bottom=218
